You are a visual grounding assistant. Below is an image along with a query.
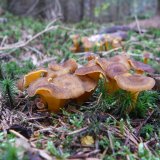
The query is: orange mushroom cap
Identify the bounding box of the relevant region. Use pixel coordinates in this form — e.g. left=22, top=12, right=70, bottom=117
left=105, top=63, right=128, bottom=79
left=75, top=60, right=106, bottom=81
left=109, top=54, right=130, bottom=70
left=27, top=74, right=97, bottom=112
left=18, top=69, right=48, bottom=91
left=128, top=59, right=155, bottom=74
left=28, top=74, right=85, bottom=99
left=85, top=52, right=98, bottom=61
left=47, top=59, right=78, bottom=78
left=115, top=74, right=155, bottom=92
left=96, top=58, right=109, bottom=71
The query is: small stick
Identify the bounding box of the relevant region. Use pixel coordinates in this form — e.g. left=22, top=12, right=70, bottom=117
left=9, top=129, right=28, bottom=141
left=67, top=126, right=88, bottom=135
left=134, top=15, right=142, bottom=35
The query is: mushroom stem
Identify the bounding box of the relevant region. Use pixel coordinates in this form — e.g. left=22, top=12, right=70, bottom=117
left=129, top=91, right=139, bottom=112
left=105, top=79, right=119, bottom=94
left=37, top=90, right=67, bottom=113
left=136, top=70, right=144, bottom=75
left=144, top=58, right=148, bottom=64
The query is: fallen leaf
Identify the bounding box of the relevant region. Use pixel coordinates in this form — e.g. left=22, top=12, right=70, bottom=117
left=81, top=135, right=94, bottom=145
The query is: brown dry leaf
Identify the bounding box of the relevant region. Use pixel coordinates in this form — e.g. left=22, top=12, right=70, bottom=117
left=81, top=135, right=94, bottom=145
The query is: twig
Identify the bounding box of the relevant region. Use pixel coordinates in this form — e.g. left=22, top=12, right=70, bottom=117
left=69, top=149, right=100, bottom=159
left=134, top=15, right=142, bottom=35
left=9, top=129, right=28, bottom=141
left=67, top=126, right=88, bottom=135
left=0, top=19, right=58, bottom=51
left=134, top=110, right=154, bottom=136
left=108, top=130, right=115, bottom=154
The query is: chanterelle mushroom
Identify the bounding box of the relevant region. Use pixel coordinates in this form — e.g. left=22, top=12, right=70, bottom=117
left=47, top=58, right=78, bottom=78
left=17, top=69, right=48, bottom=91
left=109, top=54, right=130, bottom=70
left=27, top=74, right=96, bottom=112
left=105, top=63, right=128, bottom=93
left=75, top=59, right=106, bottom=81
left=128, top=59, right=155, bottom=74
left=115, top=73, right=155, bottom=112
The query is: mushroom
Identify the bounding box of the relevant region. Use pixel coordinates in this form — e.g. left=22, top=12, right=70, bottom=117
left=96, top=57, right=109, bottom=71
left=17, top=69, right=48, bottom=91
left=128, top=59, right=155, bottom=74
left=47, top=59, right=78, bottom=78
left=27, top=74, right=97, bottom=112
left=85, top=52, right=98, bottom=61
left=81, top=37, right=94, bottom=52
left=70, top=34, right=80, bottom=52
left=115, top=73, right=155, bottom=112
left=104, top=35, right=113, bottom=50
left=75, top=75, right=97, bottom=103
left=143, top=52, right=151, bottom=64
left=112, top=38, right=122, bottom=48
left=109, top=54, right=130, bottom=70
left=105, top=63, right=128, bottom=93
left=27, top=74, right=88, bottom=112
left=75, top=59, right=106, bottom=81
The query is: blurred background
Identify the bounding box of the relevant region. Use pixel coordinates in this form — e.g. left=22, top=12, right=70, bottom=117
left=0, top=0, right=159, bottom=23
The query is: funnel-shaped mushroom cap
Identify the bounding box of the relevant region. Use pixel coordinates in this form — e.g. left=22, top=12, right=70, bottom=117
left=112, top=39, right=121, bottom=48
left=18, top=69, right=48, bottom=90
left=62, top=58, right=78, bottom=73
left=27, top=74, right=96, bottom=112
left=106, top=63, right=128, bottom=79
left=47, top=59, right=78, bottom=78
left=75, top=60, right=106, bottom=80
left=81, top=37, right=94, bottom=50
left=109, top=54, right=130, bottom=70
left=128, top=59, right=155, bottom=73
left=85, top=52, right=98, bottom=61
left=48, top=59, right=77, bottom=73
left=143, top=52, right=151, bottom=59
left=70, top=34, right=80, bottom=44
left=104, top=35, right=114, bottom=42
left=115, top=74, right=155, bottom=92
left=28, top=74, right=85, bottom=99
left=96, top=58, right=109, bottom=71
left=78, top=75, right=97, bottom=92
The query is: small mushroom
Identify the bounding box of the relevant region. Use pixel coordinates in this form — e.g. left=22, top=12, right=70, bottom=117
left=112, top=39, right=122, bottom=48
left=143, top=52, right=152, bottom=64
left=17, top=69, right=48, bottom=91
left=105, top=63, right=128, bottom=93
left=75, top=59, right=106, bottom=81
left=104, top=35, right=113, bottom=50
left=81, top=37, right=94, bottom=52
left=85, top=52, right=98, bottom=61
left=70, top=34, right=80, bottom=52
left=115, top=73, right=155, bottom=112
left=128, top=59, right=155, bottom=74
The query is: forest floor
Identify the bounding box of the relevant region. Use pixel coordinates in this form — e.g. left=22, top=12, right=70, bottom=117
left=0, top=12, right=160, bottom=160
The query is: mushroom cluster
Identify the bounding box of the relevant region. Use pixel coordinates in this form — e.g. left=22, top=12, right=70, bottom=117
left=18, top=59, right=98, bottom=112
left=18, top=54, right=156, bottom=113
left=76, top=54, right=155, bottom=111
left=70, top=34, right=123, bottom=53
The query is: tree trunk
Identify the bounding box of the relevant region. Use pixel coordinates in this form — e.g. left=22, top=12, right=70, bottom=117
left=157, top=0, right=160, bottom=15
left=6, top=0, right=62, bottom=20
